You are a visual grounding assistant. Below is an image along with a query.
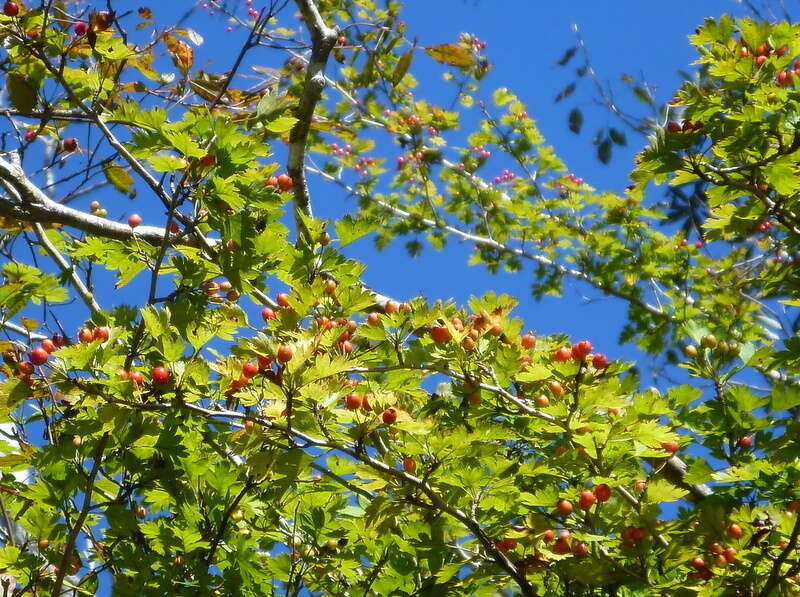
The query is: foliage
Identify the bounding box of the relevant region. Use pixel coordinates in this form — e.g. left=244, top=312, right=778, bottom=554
left=0, top=1, right=798, bottom=596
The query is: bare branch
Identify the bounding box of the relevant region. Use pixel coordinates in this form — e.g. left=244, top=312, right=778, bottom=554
left=288, top=0, right=339, bottom=239
left=32, top=223, right=101, bottom=316
left=306, top=165, right=671, bottom=321
left=0, top=154, right=186, bottom=247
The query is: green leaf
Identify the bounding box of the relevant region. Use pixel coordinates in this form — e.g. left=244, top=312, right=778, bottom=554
left=392, top=49, right=414, bottom=86
left=256, top=93, right=297, bottom=119
left=609, top=128, right=626, bottom=146
left=771, top=385, right=800, bottom=411
left=148, top=154, right=187, bottom=172
left=103, top=162, right=136, bottom=197
left=568, top=108, right=583, bottom=134
left=265, top=116, right=298, bottom=134
left=597, top=137, right=612, bottom=164
left=7, top=74, right=37, bottom=112
left=555, top=82, right=576, bottom=102
left=683, top=459, right=714, bottom=485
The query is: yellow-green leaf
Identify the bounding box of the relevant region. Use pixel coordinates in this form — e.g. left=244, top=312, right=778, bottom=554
left=103, top=162, right=136, bottom=197
left=392, top=49, right=414, bottom=86
left=424, top=44, right=474, bottom=68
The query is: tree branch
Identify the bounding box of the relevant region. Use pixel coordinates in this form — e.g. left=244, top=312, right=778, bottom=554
left=759, top=509, right=800, bottom=596
left=0, top=154, right=186, bottom=247
left=32, top=223, right=101, bottom=316
left=288, top=0, right=339, bottom=240
left=52, top=432, right=110, bottom=596
left=151, top=401, right=536, bottom=594
left=307, top=165, right=671, bottom=321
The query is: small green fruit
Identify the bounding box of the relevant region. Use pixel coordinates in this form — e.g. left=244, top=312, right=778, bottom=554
left=701, top=334, right=717, bottom=349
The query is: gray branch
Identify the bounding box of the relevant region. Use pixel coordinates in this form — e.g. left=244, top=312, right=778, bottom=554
left=288, top=0, right=339, bottom=239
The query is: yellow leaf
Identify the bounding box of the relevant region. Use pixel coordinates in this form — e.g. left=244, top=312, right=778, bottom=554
left=424, top=44, right=474, bottom=68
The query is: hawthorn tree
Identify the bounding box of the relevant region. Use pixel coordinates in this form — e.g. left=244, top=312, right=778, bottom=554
left=0, top=1, right=799, bottom=595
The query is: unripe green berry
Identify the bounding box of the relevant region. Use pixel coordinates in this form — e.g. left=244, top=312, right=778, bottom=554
left=701, top=334, right=717, bottom=349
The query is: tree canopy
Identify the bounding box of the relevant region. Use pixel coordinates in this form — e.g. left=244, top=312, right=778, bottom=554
left=0, top=1, right=799, bottom=596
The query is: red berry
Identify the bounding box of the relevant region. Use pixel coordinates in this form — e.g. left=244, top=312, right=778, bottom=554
left=778, top=70, right=793, bottom=86
left=74, top=21, right=88, bottom=36
left=579, top=490, right=596, bottom=510
left=727, top=523, right=743, bottom=539
left=738, top=435, right=753, bottom=447
left=660, top=440, right=680, bottom=453
left=553, top=347, right=572, bottom=362
left=261, top=307, right=276, bottom=322
left=244, top=419, right=255, bottom=431
left=29, top=347, right=49, bottom=366
left=93, top=326, right=110, bottom=342
left=128, top=214, right=142, bottom=228
left=345, top=392, right=362, bottom=410
left=556, top=499, right=573, bottom=516
left=152, top=366, right=170, bottom=386
left=630, top=527, right=647, bottom=542
left=402, top=457, right=416, bottom=472
left=40, top=339, right=56, bottom=354
left=572, top=541, right=589, bottom=557
left=3, top=1, right=18, bottom=17
left=51, top=334, right=65, bottom=348
left=242, top=361, right=258, bottom=379
left=257, top=355, right=271, bottom=370
left=534, top=394, right=549, bottom=407
left=231, top=375, right=248, bottom=390
left=430, top=326, right=452, bottom=343
left=592, top=353, right=609, bottom=369
left=382, top=408, right=398, bottom=425
left=666, top=121, right=682, bottom=133
left=384, top=300, right=398, bottom=314
left=571, top=340, right=593, bottom=361
left=548, top=381, right=564, bottom=397
left=129, top=371, right=144, bottom=387
left=199, top=154, right=216, bottom=168
left=691, top=557, right=706, bottom=570
left=24, top=130, right=36, bottom=142
left=361, top=392, right=373, bottom=412
left=78, top=328, right=94, bottom=343
left=339, top=340, right=354, bottom=354
left=276, top=293, right=291, bottom=308
left=594, top=484, right=611, bottom=502
left=542, top=529, right=555, bottom=543
left=553, top=538, right=570, bottom=554
left=266, top=175, right=279, bottom=188
left=367, top=312, right=381, bottom=326
left=276, top=344, right=294, bottom=364
left=62, top=138, right=78, bottom=152
left=276, top=174, right=293, bottom=192
left=756, top=55, right=768, bottom=66
left=521, top=333, right=536, bottom=349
